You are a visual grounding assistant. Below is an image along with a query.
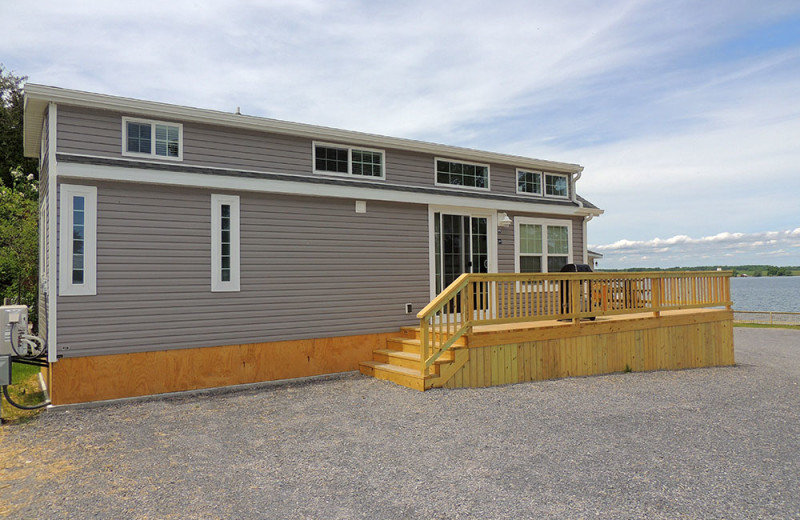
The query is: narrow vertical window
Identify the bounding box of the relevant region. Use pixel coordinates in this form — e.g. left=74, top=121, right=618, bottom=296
left=220, top=204, right=231, bottom=282
left=59, top=185, right=97, bottom=296
left=211, top=194, right=240, bottom=292
left=72, top=196, right=85, bottom=284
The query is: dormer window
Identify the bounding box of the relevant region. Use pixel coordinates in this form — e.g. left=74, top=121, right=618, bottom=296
left=545, top=173, right=569, bottom=198
left=435, top=159, right=489, bottom=190
left=313, top=142, right=384, bottom=178
left=517, top=170, right=570, bottom=199
left=122, top=117, right=183, bottom=160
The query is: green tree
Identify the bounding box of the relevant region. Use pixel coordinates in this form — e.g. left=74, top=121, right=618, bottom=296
left=1, top=65, right=38, bottom=185
left=0, top=169, right=38, bottom=311
left=0, top=66, right=39, bottom=326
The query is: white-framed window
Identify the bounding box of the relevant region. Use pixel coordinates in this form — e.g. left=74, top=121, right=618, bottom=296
left=59, top=184, right=97, bottom=296
left=544, top=173, right=569, bottom=198
left=122, top=117, right=183, bottom=161
left=211, top=194, right=240, bottom=292
left=516, top=169, right=542, bottom=195
left=313, top=142, right=385, bottom=178
left=435, top=158, right=490, bottom=190
left=514, top=217, right=573, bottom=273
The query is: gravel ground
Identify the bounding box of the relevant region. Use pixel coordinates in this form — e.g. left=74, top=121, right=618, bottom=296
left=1, top=328, right=799, bottom=519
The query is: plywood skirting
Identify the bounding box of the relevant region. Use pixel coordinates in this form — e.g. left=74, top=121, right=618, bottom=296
left=50, top=332, right=395, bottom=405
left=442, top=310, right=734, bottom=389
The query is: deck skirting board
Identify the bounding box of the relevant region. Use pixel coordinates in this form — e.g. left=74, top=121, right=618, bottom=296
left=442, top=310, right=734, bottom=388
left=49, top=332, right=395, bottom=404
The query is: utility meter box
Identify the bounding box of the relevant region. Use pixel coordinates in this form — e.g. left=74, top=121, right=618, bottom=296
left=1, top=305, right=28, bottom=356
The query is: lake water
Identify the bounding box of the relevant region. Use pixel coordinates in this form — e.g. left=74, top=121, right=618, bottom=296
left=730, top=276, right=800, bottom=312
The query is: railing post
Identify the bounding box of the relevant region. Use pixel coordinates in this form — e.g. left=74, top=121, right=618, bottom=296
left=420, top=318, right=429, bottom=376
left=465, top=278, right=474, bottom=333
left=652, top=276, right=662, bottom=317
left=571, top=276, right=581, bottom=324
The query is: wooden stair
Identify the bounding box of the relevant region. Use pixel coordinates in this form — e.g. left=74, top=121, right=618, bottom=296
left=359, top=327, right=468, bottom=391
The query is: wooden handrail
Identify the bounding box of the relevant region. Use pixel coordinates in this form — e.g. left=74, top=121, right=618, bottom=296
left=416, top=271, right=733, bottom=378
left=416, top=273, right=470, bottom=319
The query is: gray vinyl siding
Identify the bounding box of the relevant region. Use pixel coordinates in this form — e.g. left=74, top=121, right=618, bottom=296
left=498, top=213, right=585, bottom=273
left=55, top=181, right=430, bottom=357
left=38, top=110, right=49, bottom=339
left=55, top=105, right=574, bottom=198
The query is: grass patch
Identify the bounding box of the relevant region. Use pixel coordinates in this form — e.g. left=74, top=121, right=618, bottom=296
left=734, top=322, right=800, bottom=330
left=1, top=361, right=47, bottom=424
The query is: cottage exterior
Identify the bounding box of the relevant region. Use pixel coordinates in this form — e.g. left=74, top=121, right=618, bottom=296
left=24, top=84, right=612, bottom=403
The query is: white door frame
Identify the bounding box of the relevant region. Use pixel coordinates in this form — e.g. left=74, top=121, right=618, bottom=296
left=428, top=205, right=498, bottom=300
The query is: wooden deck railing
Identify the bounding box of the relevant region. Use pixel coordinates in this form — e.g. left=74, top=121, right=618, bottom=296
left=416, top=271, right=732, bottom=376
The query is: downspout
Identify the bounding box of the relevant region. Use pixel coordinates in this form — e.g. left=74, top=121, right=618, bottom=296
left=571, top=167, right=586, bottom=263
left=582, top=214, right=593, bottom=265
left=571, top=167, right=584, bottom=208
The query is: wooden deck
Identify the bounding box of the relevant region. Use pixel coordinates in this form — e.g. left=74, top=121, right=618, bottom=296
left=359, top=308, right=734, bottom=390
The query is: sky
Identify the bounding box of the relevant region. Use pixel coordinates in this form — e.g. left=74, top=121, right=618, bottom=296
left=2, top=0, right=800, bottom=268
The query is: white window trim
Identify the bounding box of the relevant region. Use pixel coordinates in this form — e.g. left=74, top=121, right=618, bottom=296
left=515, top=168, right=543, bottom=196
left=434, top=158, right=491, bottom=191
left=211, top=194, right=241, bottom=292
left=514, top=216, right=573, bottom=273
left=312, top=141, right=386, bottom=180
left=59, top=184, right=97, bottom=296
left=544, top=172, right=570, bottom=199
left=121, top=116, right=184, bottom=161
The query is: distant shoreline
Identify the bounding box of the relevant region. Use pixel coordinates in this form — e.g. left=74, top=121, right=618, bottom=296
left=596, top=265, right=798, bottom=277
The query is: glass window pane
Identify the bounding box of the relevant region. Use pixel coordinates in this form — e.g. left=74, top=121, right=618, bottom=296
left=546, top=174, right=568, bottom=197
left=548, top=256, right=568, bottom=272
left=520, top=256, right=542, bottom=273
left=519, top=224, right=542, bottom=254
left=72, top=269, right=84, bottom=284
left=316, top=146, right=349, bottom=173
left=547, top=226, right=569, bottom=255
left=436, top=160, right=487, bottom=188
left=73, top=196, right=84, bottom=211
left=127, top=122, right=152, bottom=154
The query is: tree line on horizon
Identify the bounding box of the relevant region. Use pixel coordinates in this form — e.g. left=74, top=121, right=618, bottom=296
left=597, top=265, right=798, bottom=277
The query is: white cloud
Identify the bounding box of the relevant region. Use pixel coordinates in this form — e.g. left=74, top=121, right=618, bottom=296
left=590, top=229, right=800, bottom=267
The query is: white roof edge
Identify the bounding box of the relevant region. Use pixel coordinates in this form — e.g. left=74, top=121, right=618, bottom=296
left=23, top=83, right=583, bottom=173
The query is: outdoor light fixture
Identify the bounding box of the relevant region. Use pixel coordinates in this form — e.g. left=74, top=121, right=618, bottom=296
left=498, top=212, right=512, bottom=227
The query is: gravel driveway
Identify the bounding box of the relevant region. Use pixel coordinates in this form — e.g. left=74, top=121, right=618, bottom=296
left=2, top=328, right=799, bottom=519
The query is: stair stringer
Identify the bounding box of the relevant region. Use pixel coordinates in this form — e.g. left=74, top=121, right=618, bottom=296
left=426, top=348, right=469, bottom=389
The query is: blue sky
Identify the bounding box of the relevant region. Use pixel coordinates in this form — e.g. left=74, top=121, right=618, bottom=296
left=3, top=0, right=799, bottom=268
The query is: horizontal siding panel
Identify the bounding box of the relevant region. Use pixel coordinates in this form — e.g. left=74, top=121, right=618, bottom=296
left=57, top=181, right=430, bottom=356
left=55, top=105, right=547, bottom=197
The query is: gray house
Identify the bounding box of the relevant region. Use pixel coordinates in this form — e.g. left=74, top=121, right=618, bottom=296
left=23, top=84, right=602, bottom=403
